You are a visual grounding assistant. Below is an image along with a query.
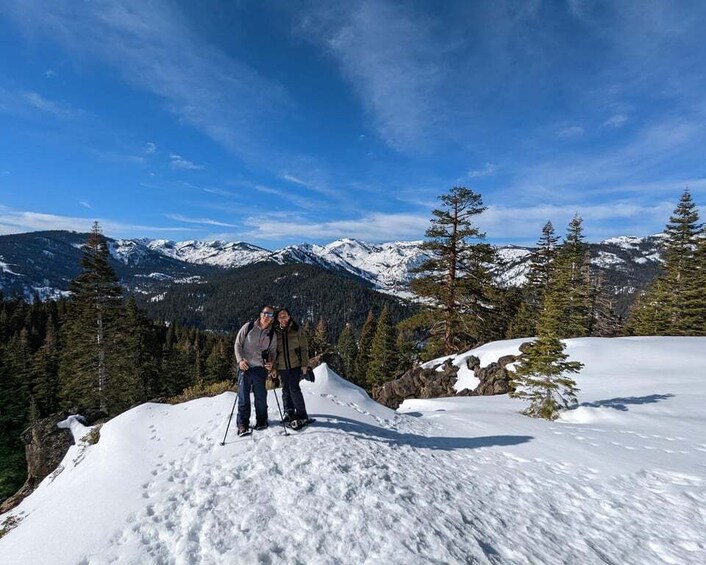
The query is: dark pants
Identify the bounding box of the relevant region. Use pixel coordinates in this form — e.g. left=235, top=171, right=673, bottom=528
left=279, top=367, right=308, bottom=419
left=236, top=366, right=268, bottom=427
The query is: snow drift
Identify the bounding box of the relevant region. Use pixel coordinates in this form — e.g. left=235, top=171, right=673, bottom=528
left=1, top=338, right=705, bottom=564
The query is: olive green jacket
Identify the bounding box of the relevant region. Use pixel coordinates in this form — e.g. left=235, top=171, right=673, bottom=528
left=274, top=322, right=309, bottom=371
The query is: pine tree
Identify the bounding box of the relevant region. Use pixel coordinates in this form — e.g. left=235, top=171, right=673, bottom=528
left=544, top=215, right=592, bottom=338
left=510, top=289, right=583, bottom=420
left=366, top=305, right=397, bottom=387
left=410, top=186, right=496, bottom=355
left=336, top=323, right=358, bottom=381
left=58, top=222, right=129, bottom=415
left=508, top=221, right=559, bottom=338
left=627, top=189, right=704, bottom=335
left=310, top=318, right=331, bottom=357
left=31, top=323, right=60, bottom=416
left=355, top=310, right=375, bottom=385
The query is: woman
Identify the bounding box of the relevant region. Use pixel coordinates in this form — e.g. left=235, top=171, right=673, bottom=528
left=274, top=308, right=311, bottom=424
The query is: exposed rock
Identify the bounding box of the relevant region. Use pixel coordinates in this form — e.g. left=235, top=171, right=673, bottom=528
left=474, top=362, right=514, bottom=396
left=372, top=362, right=459, bottom=409
left=518, top=341, right=534, bottom=354
left=497, top=354, right=518, bottom=368
left=465, top=355, right=480, bottom=370
left=0, top=413, right=74, bottom=514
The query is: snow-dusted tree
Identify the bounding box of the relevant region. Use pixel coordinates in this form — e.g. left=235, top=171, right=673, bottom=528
left=510, top=289, right=582, bottom=420
left=410, top=186, right=495, bottom=355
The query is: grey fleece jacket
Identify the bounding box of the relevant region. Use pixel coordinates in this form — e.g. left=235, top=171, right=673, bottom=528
left=234, top=320, right=278, bottom=368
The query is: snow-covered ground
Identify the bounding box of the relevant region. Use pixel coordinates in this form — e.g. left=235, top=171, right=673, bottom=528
left=1, top=337, right=705, bottom=564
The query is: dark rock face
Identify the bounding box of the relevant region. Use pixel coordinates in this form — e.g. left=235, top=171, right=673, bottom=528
left=474, top=362, right=513, bottom=396
left=371, top=343, right=534, bottom=409
left=372, top=361, right=460, bottom=409
left=0, top=413, right=75, bottom=514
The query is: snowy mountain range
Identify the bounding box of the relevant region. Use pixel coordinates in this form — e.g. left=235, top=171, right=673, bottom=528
left=1, top=336, right=704, bottom=564
left=0, top=231, right=664, bottom=313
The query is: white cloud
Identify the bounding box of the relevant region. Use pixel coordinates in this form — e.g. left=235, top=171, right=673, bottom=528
left=5, top=0, right=290, bottom=161
left=44, top=69, right=57, bottom=78
left=79, top=201, right=91, bottom=209
left=170, top=154, right=204, bottom=171
left=244, top=211, right=428, bottom=242
left=557, top=125, right=585, bottom=139
left=145, top=142, right=157, bottom=154
left=0, top=207, right=194, bottom=238
left=166, top=214, right=237, bottom=228
left=468, top=162, right=498, bottom=178
left=297, top=1, right=446, bottom=152
left=0, top=88, right=81, bottom=120
left=603, top=114, right=628, bottom=129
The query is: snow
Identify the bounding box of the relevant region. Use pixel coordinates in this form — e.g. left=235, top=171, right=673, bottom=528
left=600, top=235, right=645, bottom=249
left=2, top=338, right=705, bottom=564
left=0, top=256, right=22, bottom=276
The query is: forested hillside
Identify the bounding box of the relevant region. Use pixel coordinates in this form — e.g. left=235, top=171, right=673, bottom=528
left=138, top=262, right=414, bottom=342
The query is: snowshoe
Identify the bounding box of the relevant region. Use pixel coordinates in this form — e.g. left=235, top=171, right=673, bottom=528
left=288, top=418, right=315, bottom=430
left=237, top=426, right=251, bottom=437
left=254, top=420, right=269, bottom=431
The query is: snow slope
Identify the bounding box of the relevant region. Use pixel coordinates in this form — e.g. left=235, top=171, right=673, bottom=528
left=1, top=338, right=705, bottom=564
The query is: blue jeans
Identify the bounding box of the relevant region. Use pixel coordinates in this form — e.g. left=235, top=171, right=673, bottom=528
left=236, top=366, right=268, bottom=427
left=279, top=367, right=308, bottom=419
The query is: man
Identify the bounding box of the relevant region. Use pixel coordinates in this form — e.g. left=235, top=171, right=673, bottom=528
left=234, top=306, right=278, bottom=435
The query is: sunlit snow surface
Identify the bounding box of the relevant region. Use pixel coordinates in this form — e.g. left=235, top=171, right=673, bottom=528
left=1, top=338, right=705, bottom=564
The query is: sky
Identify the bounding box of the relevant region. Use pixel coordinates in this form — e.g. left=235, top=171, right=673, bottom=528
left=1, top=0, right=705, bottom=248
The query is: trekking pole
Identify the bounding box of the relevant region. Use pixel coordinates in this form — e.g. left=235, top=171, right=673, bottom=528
left=271, top=374, right=289, bottom=436
left=220, top=387, right=239, bottom=446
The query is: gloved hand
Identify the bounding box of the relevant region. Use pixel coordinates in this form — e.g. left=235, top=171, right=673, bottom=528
left=302, top=366, right=315, bottom=382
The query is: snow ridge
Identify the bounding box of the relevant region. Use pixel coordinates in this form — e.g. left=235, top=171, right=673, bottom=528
left=2, top=339, right=705, bottom=565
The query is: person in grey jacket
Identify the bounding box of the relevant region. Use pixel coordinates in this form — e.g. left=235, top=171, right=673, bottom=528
left=234, top=305, right=278, bottom=434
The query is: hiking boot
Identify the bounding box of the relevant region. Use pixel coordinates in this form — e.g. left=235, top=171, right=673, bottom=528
left=254, top=420, right=269, bottom=430
left=237, top=424, right=250, bottom=437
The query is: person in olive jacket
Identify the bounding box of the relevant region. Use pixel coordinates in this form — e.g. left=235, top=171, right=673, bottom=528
left=274, top=308, right=312, bottom=422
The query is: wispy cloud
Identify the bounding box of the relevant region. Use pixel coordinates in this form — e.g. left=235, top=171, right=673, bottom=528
left=0, top=87, right=82, bottom=120
left=44, top=69, right=57, bottom=79
left=557, top=125, right=585, bottom=139
left=170, top=154, right=204, bottom=171
left=244, top=211, right=428, bottom=242
left=5, top=0, right=290, bottom=160
left=480, top=201, right=675, bottom=242
left=297, top=1, right=447, bottom=152
left=603, top=114, right=628, bottom=129
left=145, top=142, right=157, bottom=155
left=468, top=162, right=498, bottom=178
left=165, top=214, right=237, bottom=228
left=79, top=201, right=91, bottom=209
left=91, top=149, right=146, bottom=165
left=0, top=206, right=195, bottom=238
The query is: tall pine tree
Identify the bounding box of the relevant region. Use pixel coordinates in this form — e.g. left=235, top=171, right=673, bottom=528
left=627, top=189, right=704, bottom=335
left=59, top=222, right=131, bottom=415
left=366, top=305, right=397, bottom=388
left=410, top=186, right=496, bottom=355
left=336, top=323, right=358, bottom=382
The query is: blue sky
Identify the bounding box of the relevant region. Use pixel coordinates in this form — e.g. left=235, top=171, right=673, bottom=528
left=1, top=0, right=705, bottom=248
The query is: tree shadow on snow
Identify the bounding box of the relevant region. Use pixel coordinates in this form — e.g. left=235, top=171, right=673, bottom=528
left=578, top=393, right=674, bottom=412
left=307, top=414, right=533, bottom=451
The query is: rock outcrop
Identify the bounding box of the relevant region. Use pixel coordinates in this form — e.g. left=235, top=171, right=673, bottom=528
left=372, top=360, right=459, bottom=409
left=0, top=410, right=105, bottom=514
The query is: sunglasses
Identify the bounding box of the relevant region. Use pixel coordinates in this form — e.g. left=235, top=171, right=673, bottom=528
left=261, top=311, right=274, bottom=317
